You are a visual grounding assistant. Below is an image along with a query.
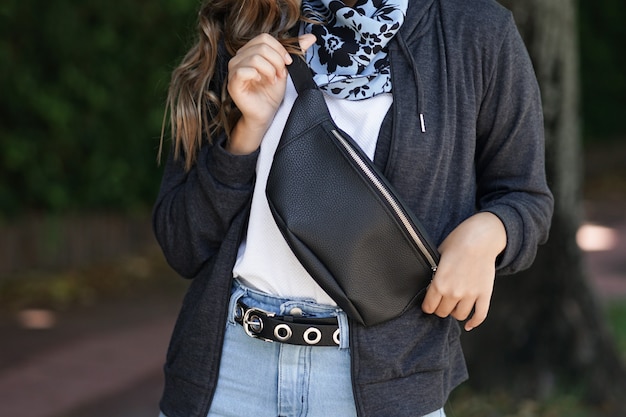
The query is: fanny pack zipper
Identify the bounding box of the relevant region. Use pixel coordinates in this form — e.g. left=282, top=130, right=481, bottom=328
left=331, top=129, right=438, bottom=272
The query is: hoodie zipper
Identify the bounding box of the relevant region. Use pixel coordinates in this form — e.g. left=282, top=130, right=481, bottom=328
left=331, top=129, right=438, bottom=272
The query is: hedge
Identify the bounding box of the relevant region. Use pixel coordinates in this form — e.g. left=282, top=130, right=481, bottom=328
left=0, top=0, right=196, bottom=216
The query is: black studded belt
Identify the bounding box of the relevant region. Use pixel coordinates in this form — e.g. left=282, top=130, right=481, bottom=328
left=234, top=302, right=341, bottom=346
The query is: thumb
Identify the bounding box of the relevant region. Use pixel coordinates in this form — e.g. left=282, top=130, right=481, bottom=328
left=298, top=34, right=317, bottom=52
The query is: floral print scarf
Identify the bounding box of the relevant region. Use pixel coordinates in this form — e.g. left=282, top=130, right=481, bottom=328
left=302, top=0, right=408, bottom=100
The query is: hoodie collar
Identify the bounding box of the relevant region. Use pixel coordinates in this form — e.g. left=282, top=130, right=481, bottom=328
left=398, top=0, right=437, bottom=41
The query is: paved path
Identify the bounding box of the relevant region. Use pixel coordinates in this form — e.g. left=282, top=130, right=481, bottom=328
left=0, top=294, right=179, bottom=417
left=0, top=207, right=624, bottom=417
left=0, top=318, right=173, bottom=417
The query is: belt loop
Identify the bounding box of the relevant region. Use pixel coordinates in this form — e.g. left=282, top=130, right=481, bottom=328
left=336, top=312, right=350, bottom=350
left=228, top=280, right=247, bottom=325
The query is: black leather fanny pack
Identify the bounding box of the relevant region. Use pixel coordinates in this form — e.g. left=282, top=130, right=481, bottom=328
left=265, top=55, right=440, bottom=326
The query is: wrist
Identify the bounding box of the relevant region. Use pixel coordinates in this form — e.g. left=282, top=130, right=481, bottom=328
left=475, top=211, right=507, bottom=257
left=226, top=117, right=268, bottom=155
left=440, top=212, right=507, bottom=259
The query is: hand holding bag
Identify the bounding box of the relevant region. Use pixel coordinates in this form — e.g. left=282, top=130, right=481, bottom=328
left=266, top=55, right=439, bottom=326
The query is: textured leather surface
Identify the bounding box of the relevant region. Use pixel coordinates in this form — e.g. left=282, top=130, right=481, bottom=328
left=265, top=59, right=439, bottom=326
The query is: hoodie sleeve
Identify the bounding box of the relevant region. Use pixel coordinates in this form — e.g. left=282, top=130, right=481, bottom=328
left=475, top=14, right=554, bottom=275
left=152, top=135, right=259, bottom=278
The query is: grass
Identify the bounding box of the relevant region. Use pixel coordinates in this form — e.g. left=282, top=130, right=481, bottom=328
left=447, top=388, right=593, bottom=417
left=606, top=300, right=626, bottom=360
left=0, top=247, right=185, bottom=312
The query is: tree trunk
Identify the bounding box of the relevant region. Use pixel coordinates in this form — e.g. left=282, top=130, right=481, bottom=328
left=461, top=0, right=626, bottom=413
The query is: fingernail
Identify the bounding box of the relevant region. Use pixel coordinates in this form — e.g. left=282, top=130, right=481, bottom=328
left=285, top=53, right=293, bottom=64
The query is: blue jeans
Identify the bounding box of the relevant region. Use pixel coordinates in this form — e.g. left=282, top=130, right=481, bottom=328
left=159, top=280, right=446, bottom=417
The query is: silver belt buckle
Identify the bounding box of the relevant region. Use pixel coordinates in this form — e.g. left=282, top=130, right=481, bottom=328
left=242, top=307, right=274, bottom=342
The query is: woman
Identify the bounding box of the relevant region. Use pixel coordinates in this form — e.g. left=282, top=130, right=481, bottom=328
left=153, top=0, right=554, bottom=416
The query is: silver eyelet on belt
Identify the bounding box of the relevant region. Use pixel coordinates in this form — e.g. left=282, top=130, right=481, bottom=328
left=333, top=328, right=341, bottom=346
left=303, top=327, right=322, bottom=345
left=273, top=324, right=293, bottom=342
left=234, top=304, right=245, bottom=322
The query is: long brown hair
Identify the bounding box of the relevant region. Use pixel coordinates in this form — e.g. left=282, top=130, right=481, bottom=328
left=161, top=0, right=304, bottom=170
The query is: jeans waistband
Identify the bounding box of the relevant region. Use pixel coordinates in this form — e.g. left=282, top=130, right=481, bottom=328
left=228, top=279, right=350, bottom=349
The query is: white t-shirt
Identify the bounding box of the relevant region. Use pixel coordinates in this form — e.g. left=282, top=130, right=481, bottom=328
left=232, top=77, right=392, bottom=305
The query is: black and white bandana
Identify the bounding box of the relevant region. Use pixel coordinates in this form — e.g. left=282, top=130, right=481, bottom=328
left=302, top=0, right=408, bottom=100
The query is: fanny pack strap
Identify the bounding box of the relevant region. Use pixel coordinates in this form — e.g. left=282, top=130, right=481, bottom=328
left=288, top=54, right=318, bottom=94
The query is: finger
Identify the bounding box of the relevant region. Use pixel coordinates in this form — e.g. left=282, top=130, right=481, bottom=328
left=228, top=65, right=263, bottom=87
left=451, top=299, right=475, bottom=322
left=421, top=284, right=442, bottom=315
left=232, top=57, right=284, bottom=86
left=298, top=34, right=317, bottom=52
left=231, top=50, right=288, bottom=82
left=432, top=296, right=459, bottom=319
left=464, top=296, right=490, bottom=331
left=243, top=33, right=288, bottom=51
left=239, top=33, right=291, bottom=65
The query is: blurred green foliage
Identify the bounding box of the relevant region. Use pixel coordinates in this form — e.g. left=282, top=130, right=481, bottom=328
left=579, top=0, right=626, bottom=141
left=0, top=0, right=196, bottom=216
left=0, top=0, right=624, bottom=217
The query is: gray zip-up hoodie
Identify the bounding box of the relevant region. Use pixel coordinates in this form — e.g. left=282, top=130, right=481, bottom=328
left=153, top=0, right=554, bottom=416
